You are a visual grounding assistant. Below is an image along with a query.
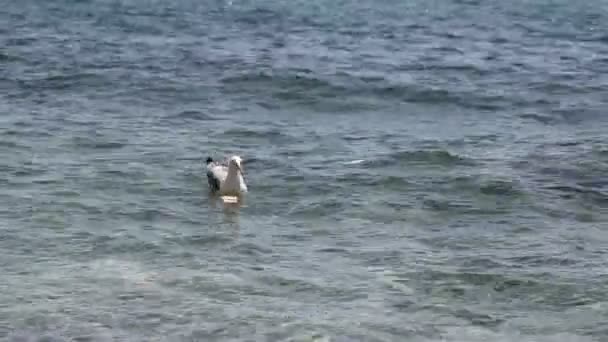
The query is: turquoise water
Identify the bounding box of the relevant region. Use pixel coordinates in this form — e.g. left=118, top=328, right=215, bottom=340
left=1, top=0, right=607, bottom=340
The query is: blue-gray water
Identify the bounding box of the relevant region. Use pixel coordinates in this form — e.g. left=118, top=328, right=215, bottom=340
left=1, top=0, right=608, bottom=341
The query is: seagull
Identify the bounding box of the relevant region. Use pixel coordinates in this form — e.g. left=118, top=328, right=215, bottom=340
left=206, top=155, right=248, bottom=197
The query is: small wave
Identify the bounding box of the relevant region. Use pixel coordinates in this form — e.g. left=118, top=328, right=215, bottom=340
left=181, top=234, right=234, bottom=247
left=222, top=71, right=336, bottom=94
left=256, top=273, right=323, bottom=293
left=5, top=37, right=37, bottom=46
left=289, top=197, right=346, bottom=218
left=0, top=52, right=21, bottom=62
left=338, top=173, right=411, bottom=189
left=519, top=113, right=559, bottom=125
left=238, top=156, right=285, bottom=170
left=0, top=141, right=20, bottom=148
left=370, top=150, right=476, bottom=168
left=12, top=166, right=47, bottom=178
left=232, top=242, right=273, bottom=256
left=22, top=72, right=109, bottom=91
left=221, top=70, right=506, bottom=110
left=593, top=148, right=608, bottom=160
left=316, top=247, right=350, bottom=254
left=451, top=176, right=525, bottom=198
left=507, top=254, right=579, bottom=268
left=71, top=137, right=126, bottom=150
left=220, top=127, right=296, bottom=145
left=422, top=198, right=469, bottom=212
left=166, top=110, right=218, bottom=122
left=545, top=184, right=607, bottom=206
left=451, top=308, right=505, bottom=328
left=342, top=135, right=370, bottom=142
left=479, top=180, right=523, bottom=197
left=232, top=6, right=285, bottom=26
left=595, top=34, right=608, bottom=43
left=2, top=128, right=52, bottom=138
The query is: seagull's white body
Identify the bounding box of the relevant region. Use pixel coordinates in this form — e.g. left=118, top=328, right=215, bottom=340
left=206, top=155, right=248, bottom=196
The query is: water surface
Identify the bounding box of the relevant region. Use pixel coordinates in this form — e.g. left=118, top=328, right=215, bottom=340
left=1, top=0, right=607, bottom=341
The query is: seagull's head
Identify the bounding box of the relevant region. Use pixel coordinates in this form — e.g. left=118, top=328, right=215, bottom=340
left=229, top=155, right=243, bottom=173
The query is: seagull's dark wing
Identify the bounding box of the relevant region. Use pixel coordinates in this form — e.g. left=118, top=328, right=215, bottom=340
left=206, top=163, right=227, bottom=193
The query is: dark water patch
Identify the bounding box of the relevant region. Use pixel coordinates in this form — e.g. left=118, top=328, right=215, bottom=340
left=465, top=134, right=500, bottom=145
left=435, top=176, right=527, bottom=204
left=221, top=72, right=338, bottom=96
left=594, top=34, right=608, bottom=43
left=20, top=73, right=110, bottom=92
left=316, top=247, right=350, bottom=255
left=0, top=141, right=20, bottom=149
left=115, top=207, right=179, bottom=222
left=290, top=197, right=346, bottom=218
left=337, top=172, right=412, bottom=190
left=418, top=62, right=489, bottom=77
left=451, top=308, right=504, bottom=328
left=255, top=274, right=324, bottom=295
left=410, top=138, right=466, bottom=150
left=92, top=239, right=165, bottom=257
left=551, top=107, right=604, bottom=125
left=5, top=37, right=37, bottom=47
left=369, top=150, right=476, bottom=168
left=276, top=149, right=313, bottom=158
left=13, top=120, right=35, bottom=128
left=358, top=322, right=427, bottom=340
left=396, top=150, right=474, bottom=166
left=342, top=134, right=369, bottom=142
left=384, top=200, right=415, bottom=211
left=62, top=200, right=104, bottom=216
left=372, top=175, right=412, bottom=189
left=479, top=180, right=523, bottom=197
left=220, top=127, right=295, bottom=145
left=545, top=184, right=607, bottom=206
left=71, top=137, right=126, bottom=150
left=2, top=128, right=53, bottom=138
left=167, top=234, right=233, bottom=248
left=222, top=71, right=500, bottom=110
left=519, top=113, right=560, bottom=125
left=536, top=165, right=586, bottom=181
left=241, top=157, right=288, bottom=173
left=458, top=257, right=509, bottom=270
left=422, top=198, right=470, bottom=212
left=356, top=249, right=403, bottom=267
left=255, top=273, right=366, bottom=304
left=554, top=141, right=582, bottom=147
left=369, top=84, right=460, bottom=106
left=231, top=242, right=273, bottom=257
left=0, top=52, right=21, bottom=62
left=577, top=179, right=608, bottom=190
left=414, top=270, right=546, bottom=292
left=507, top=254, right=579, bottom=268
left=50, top=190, right=80, bottom=197
left=11, top=166, right=48, bottom=178
left=165, top=110, right=219, bottom=122
left=97, top=168, right=146, bottom=179
left=529, top=80, right=590, bottom=95
left=232, top=6, right=286, bottom=27
left=275, top=232, right=312, bottom=243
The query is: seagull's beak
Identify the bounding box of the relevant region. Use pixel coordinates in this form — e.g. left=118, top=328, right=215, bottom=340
left=236, top=161, right=243, bottom=174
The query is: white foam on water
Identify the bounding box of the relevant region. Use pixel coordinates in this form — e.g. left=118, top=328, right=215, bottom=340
left=343, top=159, right=365, bottom=165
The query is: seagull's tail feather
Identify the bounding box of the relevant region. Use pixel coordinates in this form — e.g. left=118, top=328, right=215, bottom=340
left=206, top=157, right=213, bottom=165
